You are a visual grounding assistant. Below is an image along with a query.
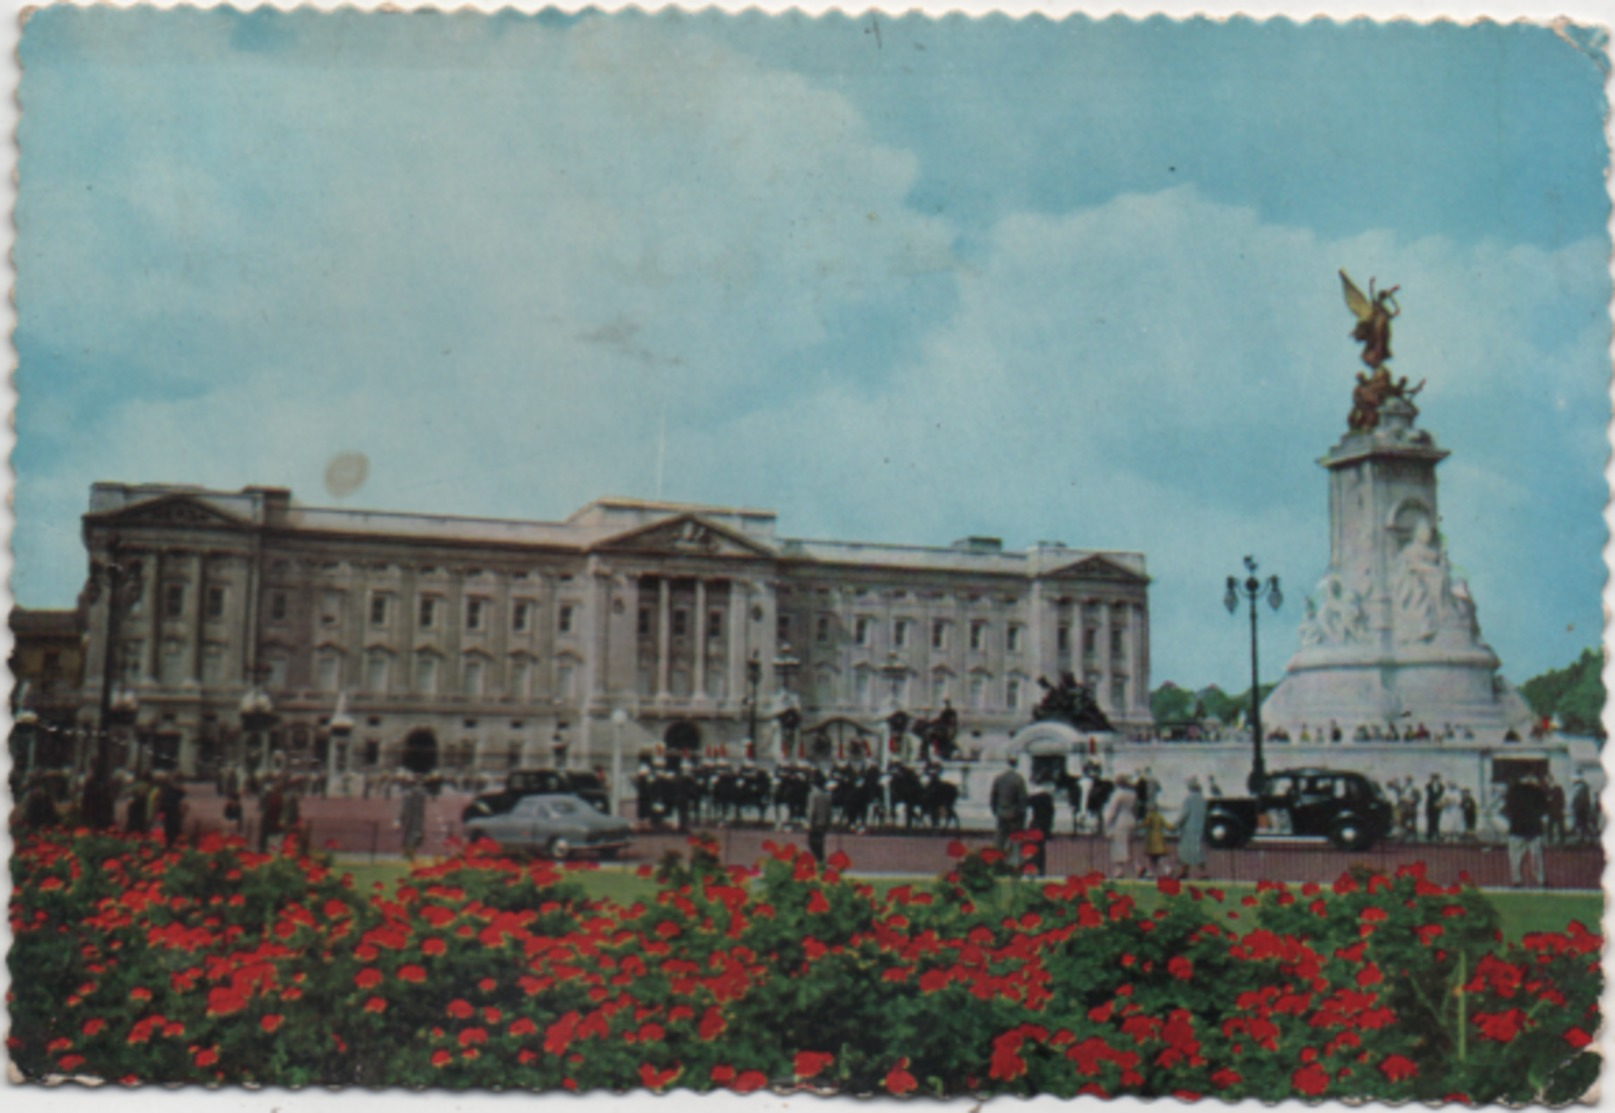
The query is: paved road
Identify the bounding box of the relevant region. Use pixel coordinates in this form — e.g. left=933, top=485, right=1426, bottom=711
left=172, top=783, right=1603, bottom=890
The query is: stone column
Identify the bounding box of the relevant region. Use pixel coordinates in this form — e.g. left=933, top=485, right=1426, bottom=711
left=1099, top=600, right=1115, bottom=712
left=727, top=580, right=748, bottom=711
left=693, top=579, right=708, bottom=701
left=656, top=578, right=671, bottom=701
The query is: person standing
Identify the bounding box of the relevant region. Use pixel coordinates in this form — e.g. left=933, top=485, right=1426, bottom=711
left=1544, top=776, right=1567, bottom=845
left=991, top=757, right=1029, bottom=854
left=806, top=774, right=833, bottom=866
left=1504, top=774, right=1549, bottom=889
left=156, top=772, right=186, bottom=849
left=1460, top=788, right=1478, bottom=841
left=1175, top=777, right=1208, bottom=880
left=1104, top=777, right=1139, bottom=880
left=1571, top=776, right=1594, bottom=845
left=399, top=775, right=428, bottom=863
left=1424, top=774, right=1446, bottom=842
left=259, top=779, right=285, bottom=853
left=1026, top=789, right=1055, bottom=877
left=1140, top=803, right=1168, bottom=879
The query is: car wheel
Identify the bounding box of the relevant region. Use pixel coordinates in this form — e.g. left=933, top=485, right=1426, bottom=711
left=547, top=836, right=571, bottom=861
left=1330, top=820, right=1366, bottom=851
left=1206, top=817, right=1245, bottom=849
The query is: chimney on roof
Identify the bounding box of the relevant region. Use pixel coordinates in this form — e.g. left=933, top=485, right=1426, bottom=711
left=951, top=536, right=1003, bottom=554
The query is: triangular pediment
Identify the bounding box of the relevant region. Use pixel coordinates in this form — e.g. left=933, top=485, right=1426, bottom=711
left=1044, top=554, right=1150, bottom=585
left=594, top=514, right=775, bottom=560
left=89, top=493, right=246, bottom=530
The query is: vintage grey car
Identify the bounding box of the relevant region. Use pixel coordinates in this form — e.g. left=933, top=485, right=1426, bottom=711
left=463, top=793, right=633, bottom=859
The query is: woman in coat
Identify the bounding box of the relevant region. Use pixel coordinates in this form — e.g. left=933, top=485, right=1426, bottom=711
left=1105, top=776, right=1138, bottom=879
left=1175, top=777, right=1208, bottom=879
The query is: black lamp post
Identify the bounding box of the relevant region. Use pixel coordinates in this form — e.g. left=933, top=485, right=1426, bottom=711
left=744, top=651, right=762, bottom=760
left=86, top=541, right=142, bottom=776
left=1225, top=555, right=1282, bottom=792
left=239, top=684, right=278, bottom=778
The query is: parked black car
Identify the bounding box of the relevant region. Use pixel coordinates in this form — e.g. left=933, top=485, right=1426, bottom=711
left=1204, top=768, right=1393, bottom=851
left=462, top=769, right=610, bottom=823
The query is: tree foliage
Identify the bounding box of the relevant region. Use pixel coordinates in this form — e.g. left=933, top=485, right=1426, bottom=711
left=1520, top=648, right=1606, bottom=738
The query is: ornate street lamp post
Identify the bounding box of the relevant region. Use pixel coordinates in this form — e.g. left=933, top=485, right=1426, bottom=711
left=86, top=541, right=142, bottom=778
left=239, top=685, right=278, bottom=780
left=108, top=687, right=140, bottom=773
left=744, top=651, right=762, bottom=760
left=328, top=692, right=355, bottom=796
left=1225, top=555, right=1283, bottom=792
left=610, top=708, right=630, bottom=818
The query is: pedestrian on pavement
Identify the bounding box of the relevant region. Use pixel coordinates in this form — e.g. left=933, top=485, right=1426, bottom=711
left=1460, top=788, right=1478, bottom=841
left=1026, top=789, right=1055, bottom=877
left=1105, top=776, right=1139, bottom=880
left=398, top=775, right=428, bottom=863
left=1571, top=776, right=1594, bottom=845
left=125, top=772, right=152, bottom=836
left=259, top=779, right=285, bottom=853
left=1174, top=777, right=1208, bottom=880
left=1140, top=803, right=1168, bottom=879
left=156, top=772, right=187, bottom=848
left=990, top=757, right=1029, bottom=854
left=1544, top=776, right=1567, bottom=845
left=1504, top=774, right=1549, bottom=889
left=1424, top=774, right=1446, bottom=842
left=807, top=775, right=833, bottom=866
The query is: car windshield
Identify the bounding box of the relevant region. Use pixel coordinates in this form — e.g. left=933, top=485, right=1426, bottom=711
left=549, top=799, right=578, bottom=816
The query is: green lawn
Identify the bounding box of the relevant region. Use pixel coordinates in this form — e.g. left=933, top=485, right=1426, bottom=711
left=333, top=857, right=1599, bottom=944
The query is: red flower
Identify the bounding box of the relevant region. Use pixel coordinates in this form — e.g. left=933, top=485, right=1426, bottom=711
left=731, top=1070, right=768, bottom=1093
left=261, top=1014, right=284, bottom=1034
left=807, top=890, right=831, bottom=915
left=1474, top=1009, right=1526, bottom=1043
left=193, top=1047, right=219, bottom=1068
left=1292, top=1062, right=1330, bottom=1097
left=1565, top=1027, right=1593, bottom=1049
left=793, top=856, right=817, bottom=882
left=1157, top=877, right=1182, bottom=896
left=478, top=977, right=496, bottom=993
left=946, top=840, right=968, bottom=859
left=828, top=850, right=851, bottom=871
left=1379, top=1055, right=1418, bottom=1082
left=422, top=938, right=447, bottom=957
left=509, top=1017, right=537, bottom=1037
left=129, top=987, right=152, bottom=1003
left=363, top=996, right=387, bottom=1014
left=354, top=968, right=382, bottom=990
left=885, top=1057, right=919, bottom=1096
left=1211, top=1068, right=1242, bottom=1090
left=458, top=1027, right=488, bottom=1048
left=447, top=999, right=474, bottom=1020
left=699, top=1007, right=726, bottom=1040
left=795, top=1050, right=835, bottom=1078
left=57, top=1054, right=85, bottom=1073
left=431, top=1049, right=452, bottom=1068
left=1168, top=956, right=1193, bottom=981
left=398, top=964, right=427, bottom=983
left=81, top=1019, right=106, bottom=1038
left=639, top=1061, right=681, bottom=1090
left=711, top=1064, right=735, bottom=1085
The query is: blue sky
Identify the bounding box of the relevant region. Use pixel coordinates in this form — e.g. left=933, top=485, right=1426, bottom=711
left=12, top=7, right=1610, bottom=694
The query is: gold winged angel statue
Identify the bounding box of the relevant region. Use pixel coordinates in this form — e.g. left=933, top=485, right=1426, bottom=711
left=1341, top=270, right=1422, bottom=432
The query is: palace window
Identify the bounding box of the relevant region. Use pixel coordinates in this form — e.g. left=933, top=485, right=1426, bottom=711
left=970, top=621, right=987, bottom=651
left=816, top=614, right=831, bottom=644
left=1006, top=624, right=1023, bottom=653
left=370, top=593, right=389, bottom=627
left=463, top=658, right=485, bottom=697
left=1057, top=624, right=1071, bottom=652
left=853, top=668, right=872, bottom=705
left=318, top=591, right=343, bottom=627
left=365, top=651, right=391, bottom=694
left=777, top=615, right=791, bottom=643
left=854, top=616, right=872, bottom=646
left=931, top=672, right=950, bottom=706
left=512, top=600, right=532, bottom=633
left=160, top=640, right=185, bottom=684
left=1110, top=677, right=1127, bottom=710
left=932, top=621, right=950, bottom=650
left=316, top=652, right=341, bottom=693
left=1111, top=628, right=1126, bottom=658
left=556, top=662, right=576, bottom=701
left=269, top=591, right=289, bottom=622
left=1007, top=677, right=1023, bottom=709
left=202, top=645, right=225, bottom=686
left=205, top=586, right=226, bottom=620
left=415, top=653, right=439, bottom=695
left=418, top=596, right=438, bottom=629
left=163, top=584, right=185, bottom=619
left=509, top=657, right=532, bottom=700
left=672, top=608, right=689, bottom=638
left=558, top=605, right=576, bottom=635
left=1084, top=627, right=1099, bottom=656
left=638, top=607, right=652, bottom=637
left=893, top=619, right=911, bottom=649
left=466, top=598, right=485, bottom=631
left=969, top=672, right=989, bottom=710
left=708, top=609, right=724, bottom=640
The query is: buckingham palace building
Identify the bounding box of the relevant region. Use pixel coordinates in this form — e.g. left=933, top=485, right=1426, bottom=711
left=74, top=482, right=1152, bottom=780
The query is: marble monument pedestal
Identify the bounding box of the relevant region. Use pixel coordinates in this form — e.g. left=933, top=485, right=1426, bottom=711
left=1262, top=394, right=1531, bottom=740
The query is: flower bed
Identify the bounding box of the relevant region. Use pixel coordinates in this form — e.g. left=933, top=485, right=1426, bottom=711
left=7, top=828, right=1601, bottom=1101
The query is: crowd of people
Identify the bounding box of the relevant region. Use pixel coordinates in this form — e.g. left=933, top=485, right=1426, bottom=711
left=14, top=761, right=189, bottom=845
left=1379, top=772, right=1597, bottom=847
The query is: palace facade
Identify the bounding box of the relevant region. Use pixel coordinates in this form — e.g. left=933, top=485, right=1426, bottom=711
left=76, top=483, right=1152, bottom=778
